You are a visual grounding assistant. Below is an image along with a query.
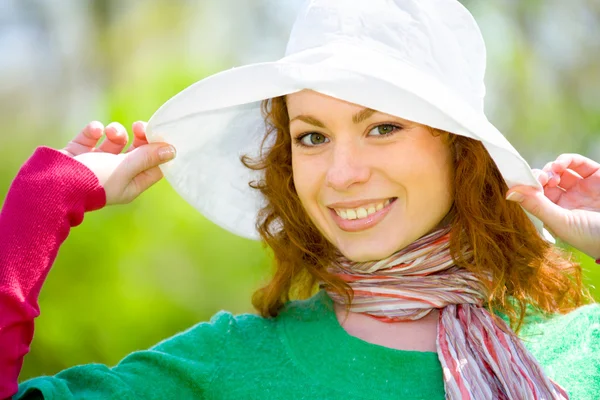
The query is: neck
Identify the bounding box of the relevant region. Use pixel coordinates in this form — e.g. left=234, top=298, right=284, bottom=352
left=324, top=226, right=483, bottom=321
left=333, top=301, right=440, bottom=352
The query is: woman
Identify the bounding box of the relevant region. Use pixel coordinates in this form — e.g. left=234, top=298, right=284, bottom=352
left=1, top=0, right=599, bottom=398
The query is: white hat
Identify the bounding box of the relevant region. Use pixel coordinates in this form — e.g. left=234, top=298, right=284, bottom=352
left=146, top=0, right=549, bottom=241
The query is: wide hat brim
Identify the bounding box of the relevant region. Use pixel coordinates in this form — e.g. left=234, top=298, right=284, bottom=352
left=146, top=42, right=550, bottom=241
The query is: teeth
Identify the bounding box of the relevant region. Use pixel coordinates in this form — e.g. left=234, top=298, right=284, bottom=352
left=335, top=198, right=393, bottom=221
left=356, top=208, right=367, bottom=218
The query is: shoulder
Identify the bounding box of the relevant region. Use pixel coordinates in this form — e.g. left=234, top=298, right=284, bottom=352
left=520, top=303, right=600, bottom=398
left=520, top=303, right=600, bottom=352
left=149, top=308, right=278, bottom=357
left=16, top=309, right=287, bottom=399
left=156, top=293, right=326, bottom=353
left=520, top=302, right=600, bottom=340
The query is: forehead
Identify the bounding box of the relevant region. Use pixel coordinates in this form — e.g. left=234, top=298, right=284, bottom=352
left=285, top=90, right=411, bottom=126
left=286, top=90, right=363, bottom=111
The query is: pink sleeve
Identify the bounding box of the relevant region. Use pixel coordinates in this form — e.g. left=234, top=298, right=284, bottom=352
left=0, top=146, right=106, bottom=399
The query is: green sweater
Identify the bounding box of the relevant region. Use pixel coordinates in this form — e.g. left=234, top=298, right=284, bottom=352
left=16, top=290, right=600, bottom=399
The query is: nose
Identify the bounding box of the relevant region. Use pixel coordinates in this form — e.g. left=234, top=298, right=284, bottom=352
left=325, top=140, right=371, bottom=191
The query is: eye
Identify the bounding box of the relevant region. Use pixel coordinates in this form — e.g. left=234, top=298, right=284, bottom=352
left=367, top=124, right=402, bottom=137
left=296, top=132, right=329, bottom=147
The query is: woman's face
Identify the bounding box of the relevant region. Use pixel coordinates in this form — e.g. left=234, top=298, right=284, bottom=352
left=287, top=90, right=454, bottom=262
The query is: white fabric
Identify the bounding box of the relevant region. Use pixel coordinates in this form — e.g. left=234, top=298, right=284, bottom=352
left=146, top=0, right=550, bottom=241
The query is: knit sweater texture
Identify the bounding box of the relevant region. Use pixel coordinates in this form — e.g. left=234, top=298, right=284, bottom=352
left=1, top=147, right=599, bottom=399
left=16, top=292, right=600, bottom=399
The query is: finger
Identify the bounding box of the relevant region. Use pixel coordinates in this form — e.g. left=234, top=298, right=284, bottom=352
left=553, top=168, right=584, bottom=190
left=126, top=121, right=149, bottom=153
left=98, top=122, right=129, bottom=154
left=541, top=163, right=562, bottom=187
left=552, top=153, right=600, bottom=179
left=62, top=121, right=104, bottom=156
left=531, top=169, right=550, bottom=186
left=132, top=121, right=147, bottom=139
left=505, top=185, right=567, bottom=236
left=543, top=185, right=565, bottom=204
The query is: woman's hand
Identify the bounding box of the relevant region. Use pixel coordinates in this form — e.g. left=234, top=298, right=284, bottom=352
left=506, top=153, right=600, bottom=260
left=59, top=121, right=176, bottom=206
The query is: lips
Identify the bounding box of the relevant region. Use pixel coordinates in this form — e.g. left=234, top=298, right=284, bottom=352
left=333, top=198, right=393, bottom=220
left=329, top=197, right=397, bottom=232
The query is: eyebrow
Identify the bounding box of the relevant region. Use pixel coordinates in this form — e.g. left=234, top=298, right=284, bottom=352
left=289, top=108, right=378, bottom=127
left=352, top=108, right=377, bottom=124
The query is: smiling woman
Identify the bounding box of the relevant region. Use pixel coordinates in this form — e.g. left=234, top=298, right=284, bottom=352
left=243, top=93, right=586, bottom=328
left=287, top=90, right=454, bottom=261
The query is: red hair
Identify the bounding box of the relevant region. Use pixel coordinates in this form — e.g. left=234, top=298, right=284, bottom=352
left=241, top=96, right=591, bottom=331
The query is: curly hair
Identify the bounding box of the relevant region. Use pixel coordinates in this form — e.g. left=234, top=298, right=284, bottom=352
left=241, top=96, right=592, bottom=331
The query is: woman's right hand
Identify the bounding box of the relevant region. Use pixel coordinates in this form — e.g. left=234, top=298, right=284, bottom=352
left=59, top=120, right=176, bottom=205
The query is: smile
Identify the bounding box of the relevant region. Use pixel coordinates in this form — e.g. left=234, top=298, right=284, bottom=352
left=334, top=198, right=393, bottom=220
left=329, top=198, right=397, bottom=232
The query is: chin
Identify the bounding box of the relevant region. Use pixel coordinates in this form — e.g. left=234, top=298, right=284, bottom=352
left=335, top=236, right=409, bottom=262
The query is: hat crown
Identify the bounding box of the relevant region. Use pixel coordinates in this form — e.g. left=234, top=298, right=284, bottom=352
left=285, top=0, right=487, bottom=110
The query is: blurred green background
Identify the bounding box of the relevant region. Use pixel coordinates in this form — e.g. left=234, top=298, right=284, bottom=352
left=0, top=0, right=598, bottom=380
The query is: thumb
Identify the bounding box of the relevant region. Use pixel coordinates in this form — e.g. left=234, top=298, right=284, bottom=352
left=109, top=143, right=176, bottom=204
left=505, top=185, right=566, bottom=234
left=121, top=143, right=176, bottom=179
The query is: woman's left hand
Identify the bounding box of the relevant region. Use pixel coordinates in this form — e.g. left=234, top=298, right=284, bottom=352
left=505, top=153, right=600, bottom=260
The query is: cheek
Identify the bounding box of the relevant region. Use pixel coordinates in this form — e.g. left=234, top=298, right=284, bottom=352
left=432, top=144, right=454, bottom=198
left=292, top=156, right=321, bottom=208
left=292, top=158, right=333, bottom=238
left=421, top=151, right=454, bottom=209
left=391, top=140, right=454, bottom=208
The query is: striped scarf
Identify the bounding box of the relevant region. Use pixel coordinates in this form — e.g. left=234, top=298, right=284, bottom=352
left=324, top=227, right=569, bottom=399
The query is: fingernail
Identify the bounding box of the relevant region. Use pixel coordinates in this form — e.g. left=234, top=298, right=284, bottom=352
left=158, top=145, right=176, bottom=161
left=546, top=171, right=555, bottom=180
left=506, top=191, right=524, bottom=203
